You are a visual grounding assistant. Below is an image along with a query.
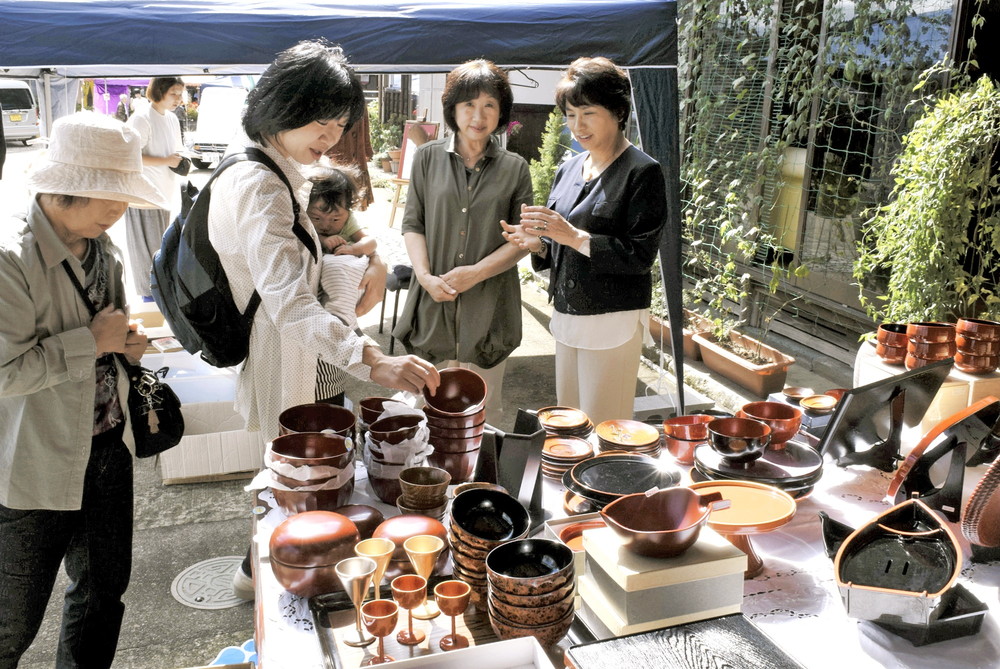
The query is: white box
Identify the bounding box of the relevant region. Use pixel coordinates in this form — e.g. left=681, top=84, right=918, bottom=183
left=579, top=525, right=745, bottom=631
left=145, top=351, right=263, bottom=484
left=378, top=636, right=556, bottom=668
left=853, top=344, right=984, bottom=435
left=542, top=512, right=604, bottom=580
left=578, top=574, right=742, bottom=637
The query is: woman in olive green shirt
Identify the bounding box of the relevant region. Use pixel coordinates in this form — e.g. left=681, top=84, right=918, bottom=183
left=394, top=60, right=532, bottom=427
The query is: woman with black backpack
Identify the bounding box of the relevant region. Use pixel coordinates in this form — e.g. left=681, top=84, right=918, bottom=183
left=205, top=40, right=441, bottom=599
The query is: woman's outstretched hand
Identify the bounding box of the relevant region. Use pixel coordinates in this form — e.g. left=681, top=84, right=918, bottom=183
left=366, top=347, right=441, bottom=395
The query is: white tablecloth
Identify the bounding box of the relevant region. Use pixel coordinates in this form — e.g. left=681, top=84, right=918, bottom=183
left=254, top=454, right=1000, bottom=669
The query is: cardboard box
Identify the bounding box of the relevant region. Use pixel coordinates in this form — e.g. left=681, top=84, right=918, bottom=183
left=144, top=351, right=263, bottom=484
left=578, top=525, right=745, bottom=633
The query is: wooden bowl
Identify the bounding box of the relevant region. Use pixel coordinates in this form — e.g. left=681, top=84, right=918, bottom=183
left=662, top=414, right=714, bottom=441
left=737, top=401, right=802, bottom=446
left=270, top=432, right=353, bottom=469
left=268, top=511, right=360, bottom=597
left=368, top=414, right=423, bottom=445
left=450, top=489, right=530, bottom=550
left=422, top=367, right=487, bottom=416
left=485, top=538, right=575, bottom=595
left=600, top=487, right=725, bottom=558
left=707, top=417, right=771, bottom=464
left=278, top=402, right=356, bottom=437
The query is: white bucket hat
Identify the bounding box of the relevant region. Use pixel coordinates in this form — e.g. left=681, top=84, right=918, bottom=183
left=27, top=110, right=169, bottom=209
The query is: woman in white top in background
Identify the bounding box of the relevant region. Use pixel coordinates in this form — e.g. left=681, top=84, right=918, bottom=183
left=124, top=76, right=185, bottom=300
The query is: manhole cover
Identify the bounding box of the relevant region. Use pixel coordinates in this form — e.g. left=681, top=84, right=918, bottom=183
left=171, top=556, right=246, bottom=610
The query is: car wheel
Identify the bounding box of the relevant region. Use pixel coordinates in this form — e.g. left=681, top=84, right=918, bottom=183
left=192, top=158, right=211, bottom=170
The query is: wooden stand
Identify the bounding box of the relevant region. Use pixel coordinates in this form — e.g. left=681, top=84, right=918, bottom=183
left=388, top=178, right=408, bottom=228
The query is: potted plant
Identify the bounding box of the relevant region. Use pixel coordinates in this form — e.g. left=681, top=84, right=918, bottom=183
left=373, top=151, right=391, bottom=173
left=853, top=73, right=1000, bottom=325
left=686, top=206, right=804, bottom=397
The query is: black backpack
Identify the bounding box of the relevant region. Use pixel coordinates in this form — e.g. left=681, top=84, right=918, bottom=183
left=151, top=148, right=317, bottom=368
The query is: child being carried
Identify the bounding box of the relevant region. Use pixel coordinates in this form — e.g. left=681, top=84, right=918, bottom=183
left=306, top=163, right=377, bottom=329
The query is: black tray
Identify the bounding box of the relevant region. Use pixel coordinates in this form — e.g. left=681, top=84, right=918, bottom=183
left=562, top=453, right=681, bottom=505
left=566, top=613, right=806, bottom=669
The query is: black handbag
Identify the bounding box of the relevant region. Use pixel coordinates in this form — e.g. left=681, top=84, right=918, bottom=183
left=118, top=356, right=185, bottom=458
left=62, top=260, right=184, bottom=458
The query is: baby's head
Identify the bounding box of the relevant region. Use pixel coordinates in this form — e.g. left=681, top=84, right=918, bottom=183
left=306, top=163, right=364, bottom=235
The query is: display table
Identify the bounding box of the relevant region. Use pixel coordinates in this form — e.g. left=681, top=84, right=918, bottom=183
left=253, top=448, right=1000, bottom=669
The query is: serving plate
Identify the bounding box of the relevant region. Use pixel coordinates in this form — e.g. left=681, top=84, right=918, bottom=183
left=562, top=453, right=681, bottom=506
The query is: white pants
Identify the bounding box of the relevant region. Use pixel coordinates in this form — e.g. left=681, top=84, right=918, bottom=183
left=439, top=359, right=508, bottom=429
left=555, top=323, right=643, bottom=427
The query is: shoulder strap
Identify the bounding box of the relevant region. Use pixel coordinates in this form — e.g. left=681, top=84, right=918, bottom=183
left=211, top=148, right=319, bottom=261
left=61, top=259, right=132, bottom=370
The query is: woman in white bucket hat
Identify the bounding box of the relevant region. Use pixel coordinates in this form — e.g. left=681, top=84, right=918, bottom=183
left=0, top=110, right=166, bottom=668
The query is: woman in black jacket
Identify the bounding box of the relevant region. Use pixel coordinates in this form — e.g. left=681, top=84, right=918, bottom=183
left=502, top=57, right=666, bottom=425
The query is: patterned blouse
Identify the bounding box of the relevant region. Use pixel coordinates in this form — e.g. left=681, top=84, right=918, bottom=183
left=208, top=138, right=375, bottom=440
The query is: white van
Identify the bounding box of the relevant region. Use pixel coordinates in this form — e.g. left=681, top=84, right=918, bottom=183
left=0, top=80, right=40, bottom=145
left=186, top=83, right=248, bottom=169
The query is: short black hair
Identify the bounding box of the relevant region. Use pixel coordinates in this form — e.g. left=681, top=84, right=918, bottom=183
left=555, top=57, right=631, bottom=131
left=441, top=60, right=513, bottom=135
left=146, top=77, right=184, bottom=103
left=306, top=162, right=363, bottom=212
left=243, top=39, right=366, bottom=143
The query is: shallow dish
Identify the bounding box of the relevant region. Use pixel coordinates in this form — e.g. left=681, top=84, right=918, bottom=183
left=781, top=386, right=813, bottom=403
left=800, top=394, right=838, bottom=414
left=563, top=453, right=681, bottom=506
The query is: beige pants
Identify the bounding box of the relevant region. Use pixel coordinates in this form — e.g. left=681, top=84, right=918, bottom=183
left=555, top=324, right=643, bottom=427
left=439, top=359, right=508, bottom=429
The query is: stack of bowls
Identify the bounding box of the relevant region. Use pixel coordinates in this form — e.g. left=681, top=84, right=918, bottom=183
left=595, top=419, right=661, bottom=456
left=357, top=396, right=404, bottom=440
left=875, top=323, right=909, bottom=365
left=537, top=406, right=594, bottom=439
left=663, top=414, right=714, bottom=465
left=485, top=539, right=576, bottom=648
left=396, top=466, right=451, bottom=520
left=541, top=436, right=594, bottom=481
left=955, top=318, right=1000, bottom=375
left=364, top=413, right=430, bottom=505
left=424, top=368, right=487, bottom=483
left=278, top=402, right=356, bottom=442
left=268, top=432, right=355, bottom=515
left=905, top=322, right=956, bottom=370
left=448, top=488, right=530, bottom=605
